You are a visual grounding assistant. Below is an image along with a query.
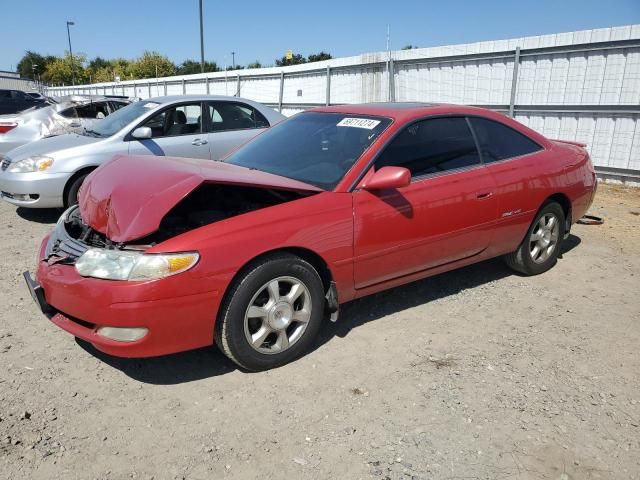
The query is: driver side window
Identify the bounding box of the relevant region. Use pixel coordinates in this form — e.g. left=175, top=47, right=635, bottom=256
left=375, top=117, right=481, bottom=179
left=141, top=103, right=203, bottom=138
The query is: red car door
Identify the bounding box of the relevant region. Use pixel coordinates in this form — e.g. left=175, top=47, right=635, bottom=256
left=353, top=116, right=498, bottom=289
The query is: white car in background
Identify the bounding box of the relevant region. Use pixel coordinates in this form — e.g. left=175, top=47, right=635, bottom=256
left=0, top=95, right=131, bottom=155
left=0, top=95, right=285, bottom=208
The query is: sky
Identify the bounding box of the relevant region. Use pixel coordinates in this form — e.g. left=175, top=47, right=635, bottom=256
left=2, top=0, right=640, bottom=71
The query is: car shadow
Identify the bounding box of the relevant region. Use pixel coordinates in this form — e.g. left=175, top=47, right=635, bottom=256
left=16, top=207, right=62, bottom=224
left=76, top=234, right=582, bottom=384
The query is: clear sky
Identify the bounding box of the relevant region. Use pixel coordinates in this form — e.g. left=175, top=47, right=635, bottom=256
left=2, top=0, right=639, bottom=71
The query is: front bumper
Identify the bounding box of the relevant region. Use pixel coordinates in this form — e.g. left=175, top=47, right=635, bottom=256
left=0, top=170, right=68, bottom=208
left=28, top=236, right=223, bottom=358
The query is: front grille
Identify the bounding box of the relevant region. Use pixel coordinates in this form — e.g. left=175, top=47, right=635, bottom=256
left=44, top=210, right=89, bottom=263
left=0, top=157, right=10, bottom=171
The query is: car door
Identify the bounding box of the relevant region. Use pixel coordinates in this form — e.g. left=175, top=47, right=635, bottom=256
left=205, top=101, right=270, bottom=160
left=127, top=102, right=211, bottom=159
left=353, top=116, right=498, bottom=289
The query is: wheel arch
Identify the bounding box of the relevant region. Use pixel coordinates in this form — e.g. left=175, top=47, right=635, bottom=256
left=543, top=192, right=572, bottom=234
left=62, top=166, right=98, bottom=207
left=216, top=246, right=336, bottom=326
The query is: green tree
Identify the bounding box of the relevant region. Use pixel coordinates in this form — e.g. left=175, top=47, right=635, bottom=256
left=176, top=59, right=219, bottom=75
left=16, top=51, right=50, bottom=79
left=88, top=57, right=110, bottom=72
left=275, top=53, right=307, bottom=66
left=130, top=51, right=176, bottom=79
left=307, top=51, right=332, bottom=62
left=401, top=45, right=419, bottom=50
left=246, top=60, right=262, bottom=69
left=41, top=52, right=88, bottom=85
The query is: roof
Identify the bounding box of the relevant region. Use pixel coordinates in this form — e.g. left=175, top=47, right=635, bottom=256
left=146, top=95, right=261, bottom=104
left=308, top=102, right=502, bottom=122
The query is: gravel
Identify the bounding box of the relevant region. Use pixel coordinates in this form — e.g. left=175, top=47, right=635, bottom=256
left=0, top=184, right=639, bottom=479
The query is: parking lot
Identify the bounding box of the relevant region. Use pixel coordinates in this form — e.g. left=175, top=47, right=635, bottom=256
left=0, top=183, right=636, bottom=479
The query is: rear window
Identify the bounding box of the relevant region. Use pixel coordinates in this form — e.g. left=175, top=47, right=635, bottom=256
left=469, top=117, right=542, bottom=163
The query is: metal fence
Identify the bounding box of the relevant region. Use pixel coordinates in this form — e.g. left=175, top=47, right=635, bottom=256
left=45, top=25, right=640, bottom=176
left=0, top=75, right=41, bottom=92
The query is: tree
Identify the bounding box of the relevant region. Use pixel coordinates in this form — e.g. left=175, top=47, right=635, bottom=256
left=246, top=60, right=262, bottom=69
left=41, top=52, right=88, bottom=85
left=130, top=51, right=176, bottom=79
left=275, top=53, right=306, bottom=66
left=16, top=51, right=49, bottom=79
left=88, top=57, right=110, bottom=72
left=307, top=51, right=332, bottom=62
left=401, top=45, right=419, bottom=50
left=176, top=59, right=219, bottom=75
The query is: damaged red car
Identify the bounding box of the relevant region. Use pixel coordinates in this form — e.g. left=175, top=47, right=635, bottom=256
left=25, top=103, right=597, bottom=371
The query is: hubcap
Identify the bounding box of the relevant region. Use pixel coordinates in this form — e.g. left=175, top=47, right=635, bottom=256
left=244, top=276, right=312, bottom=355
left=529, top=213, right=560, bottom=264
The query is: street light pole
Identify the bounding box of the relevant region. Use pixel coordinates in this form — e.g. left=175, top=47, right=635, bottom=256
left=232, top=52, right=236, bottom=69
left=66, top=21, right=75, bottom=86
left=199, top=0, right=205, bottom=73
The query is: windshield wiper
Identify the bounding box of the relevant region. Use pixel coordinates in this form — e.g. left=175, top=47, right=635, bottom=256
left=83, top=128, right=104, bottom=138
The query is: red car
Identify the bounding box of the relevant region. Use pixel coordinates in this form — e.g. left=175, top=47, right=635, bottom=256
left=25, top=103, right=597, bottom=371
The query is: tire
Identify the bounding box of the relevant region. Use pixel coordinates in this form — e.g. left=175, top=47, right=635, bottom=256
left=504, top=202, right=565, bottom=276
left=64, top=173, right=89, bottom=208
left=215, top=253, right=325, bottom=371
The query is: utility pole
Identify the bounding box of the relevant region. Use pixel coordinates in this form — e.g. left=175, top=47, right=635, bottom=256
left=232, top=52, right=236, bottom=69
left=199, top=0, right=205, bottom=73
left=66, top=21, right=75, bottom=86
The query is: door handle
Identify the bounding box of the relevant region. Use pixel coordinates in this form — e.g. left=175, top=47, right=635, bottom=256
left=476, top=192, right=493, bottom=199
left=192, top=139, right=208, bottom=146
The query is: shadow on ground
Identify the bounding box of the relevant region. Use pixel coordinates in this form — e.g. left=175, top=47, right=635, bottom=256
left=77, top=234, right=582, bottom=385
left=16, top=207, right=62, bottom=224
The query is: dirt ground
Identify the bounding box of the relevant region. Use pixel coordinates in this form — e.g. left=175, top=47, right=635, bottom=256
left=0, top=183, right=638, bottom=480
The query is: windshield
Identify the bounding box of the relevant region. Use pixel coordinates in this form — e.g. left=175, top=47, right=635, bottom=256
left=226, top=112, right=391, bottom=190
left=92, top=100, right=160, bottom=137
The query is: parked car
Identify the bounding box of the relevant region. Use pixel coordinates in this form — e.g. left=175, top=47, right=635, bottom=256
left=25, top=92, right=47, bottom=101
left=0, top=95, right=130, bottom=155
left=24, top=103, right=597, bottom=371
left=0, top=95, right=284, bottom=208
left=0, top=89, right=48, bottom=114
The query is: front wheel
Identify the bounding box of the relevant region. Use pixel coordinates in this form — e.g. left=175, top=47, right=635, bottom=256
left=215, top=253, right=325, bottom=371
left=504, top=202, right=565, bottom=276
left=64, top=173, right=89, bottom=208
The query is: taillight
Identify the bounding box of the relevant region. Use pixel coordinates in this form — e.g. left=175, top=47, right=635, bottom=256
left=0, top=123, right=17, bottom=134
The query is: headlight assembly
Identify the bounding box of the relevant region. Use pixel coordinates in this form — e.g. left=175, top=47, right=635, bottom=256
left=75, top=248, right=199, bottom=281
left=8, top=155, right=54, bottom=173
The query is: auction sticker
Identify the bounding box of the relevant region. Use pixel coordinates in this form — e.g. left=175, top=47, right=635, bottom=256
left=337, top=118, right=381, bottom=129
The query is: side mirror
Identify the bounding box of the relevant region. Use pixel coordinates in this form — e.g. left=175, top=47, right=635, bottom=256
left=361, top=166, right=411, bottom=191
left=131, top=126, right=152, bottom=140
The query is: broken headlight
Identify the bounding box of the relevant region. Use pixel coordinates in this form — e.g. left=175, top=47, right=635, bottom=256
left=75, top=248, right=199, bottom=281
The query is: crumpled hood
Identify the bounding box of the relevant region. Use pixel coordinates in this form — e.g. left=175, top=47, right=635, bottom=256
left=79, top=154, right=322, bottom=243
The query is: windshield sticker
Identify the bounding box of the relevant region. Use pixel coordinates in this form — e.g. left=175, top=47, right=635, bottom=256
left=144, top=102, right=160, bottom=109
left=337, top=118, right=381, bottom=130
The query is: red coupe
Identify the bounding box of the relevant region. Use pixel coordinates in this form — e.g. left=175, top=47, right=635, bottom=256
left=25, top=103, right=597, bottom=371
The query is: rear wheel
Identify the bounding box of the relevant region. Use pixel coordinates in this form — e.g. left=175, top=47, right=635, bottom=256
left=504, top=202, right=565, bottom=275
left=215, top=253, right=325, bottom=371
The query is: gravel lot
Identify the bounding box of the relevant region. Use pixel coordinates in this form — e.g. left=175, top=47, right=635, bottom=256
left=1, top=184, right=639, bottom=480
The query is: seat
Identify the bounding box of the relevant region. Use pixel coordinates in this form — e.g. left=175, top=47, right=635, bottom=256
left=166, top=110, right=188, bottom=136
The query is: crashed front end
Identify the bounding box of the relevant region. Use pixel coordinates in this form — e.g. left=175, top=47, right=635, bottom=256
left=26, top=206, right=223, bottom=357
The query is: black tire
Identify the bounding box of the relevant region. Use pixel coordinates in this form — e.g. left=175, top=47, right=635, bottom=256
left=504, top=202, right=565, bottom=276
left=215, top=253, right=325, bottom=371
left=64, top=173, right=89, bottom=208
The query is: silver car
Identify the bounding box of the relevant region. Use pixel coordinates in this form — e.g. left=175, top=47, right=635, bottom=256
left=0, top=95, right=130, bottom=155
left=0, top=95, right=285, bottom=208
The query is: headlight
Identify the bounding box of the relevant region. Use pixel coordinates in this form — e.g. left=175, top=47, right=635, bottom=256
left=75, top=248, right=199, bottom=281
left=8, top=155, right=54, bottom=173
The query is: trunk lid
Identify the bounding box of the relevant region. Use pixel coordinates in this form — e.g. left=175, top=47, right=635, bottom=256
left=78, top=154, right=322, bottom=243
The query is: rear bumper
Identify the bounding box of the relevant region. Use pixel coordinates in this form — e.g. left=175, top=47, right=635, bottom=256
left=30, top=236, right=223, bottom=358
left=0, top=170, right=67, bottom=208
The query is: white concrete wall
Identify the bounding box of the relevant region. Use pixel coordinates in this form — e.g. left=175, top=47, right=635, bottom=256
left=46, top=24, right=640, bottom=172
